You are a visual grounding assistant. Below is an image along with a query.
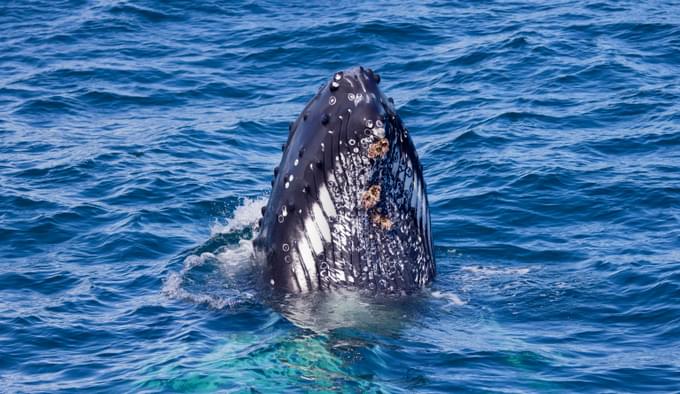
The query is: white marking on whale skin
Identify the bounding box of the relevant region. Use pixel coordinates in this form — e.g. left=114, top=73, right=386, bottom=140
left=357, top=75, right=368, bottom=94
left=292, top=253, right=308, bottom=293
left=312, top=203, right=331, bottom=242
left=318, top=184, right=337, bottom=218
left=410, top=175, right=420, bottom=210
left=391, top=156, right=400, bottom=179
left=304, top=216, right=324, bottom=254
left=415, top=179, right=423, bottom=226
left=353, top=93, right=364, bottom=106
left=297, top=237, right=317, bottom=290
left=329, top=217, right=349, bottom=283
left=374, top=126, right=385, bottom=138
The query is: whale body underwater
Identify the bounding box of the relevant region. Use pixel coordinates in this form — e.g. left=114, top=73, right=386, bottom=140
left=253, top=67, right=435, bottom=294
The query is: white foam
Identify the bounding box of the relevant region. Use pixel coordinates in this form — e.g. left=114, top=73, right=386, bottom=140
left=431, top=290, right=466, bottom=306
left=210, top=197, right=267, bottom=235
left=461, top=266, right=531, bottom=276
left=162, top=241, right=256, bottom=309
left=163, top=198, right=262, bottom=309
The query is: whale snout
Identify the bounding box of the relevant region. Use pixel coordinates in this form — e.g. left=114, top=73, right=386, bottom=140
left=255, top=67, right=435, bottom=294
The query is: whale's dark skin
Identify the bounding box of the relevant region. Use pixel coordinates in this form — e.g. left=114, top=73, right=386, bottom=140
left=253, top=67, right=435, bottom=294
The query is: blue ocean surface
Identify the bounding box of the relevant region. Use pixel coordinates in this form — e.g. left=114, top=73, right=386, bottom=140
left=1, top=0, right=679, bottom=392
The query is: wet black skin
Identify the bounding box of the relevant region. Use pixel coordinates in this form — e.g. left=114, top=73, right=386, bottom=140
left=253, top=66, right=435, bottom=294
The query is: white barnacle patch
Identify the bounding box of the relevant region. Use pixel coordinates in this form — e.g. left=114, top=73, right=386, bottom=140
left=347, top=93, right=355, bottom=101
left=281, top=205, right=288, bottom=217
left=329, top=96, right=336, bottom=105
left=270, top=279, right=275, bottom=286
left=294, top=158, right=299, bottom=166
left=284, top=182, right=290, bottom=189
left=282, top=243, right=290, bottom=252
left=374, top=127, right=385, bottom=138
left=288, top=174, right=294, bottom=182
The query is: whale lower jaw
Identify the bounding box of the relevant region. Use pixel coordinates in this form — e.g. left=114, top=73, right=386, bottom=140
left=254, top=66, right=435, bottom=294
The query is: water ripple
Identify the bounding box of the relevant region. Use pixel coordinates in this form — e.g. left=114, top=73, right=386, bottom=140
left=1, top=0, right=679, bottom=392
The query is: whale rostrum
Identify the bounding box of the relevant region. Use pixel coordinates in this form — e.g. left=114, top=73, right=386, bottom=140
left=254, top=67, right=435, bottom=294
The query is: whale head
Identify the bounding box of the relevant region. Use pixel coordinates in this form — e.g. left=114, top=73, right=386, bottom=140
left=254, top=66, right=435, bottom=294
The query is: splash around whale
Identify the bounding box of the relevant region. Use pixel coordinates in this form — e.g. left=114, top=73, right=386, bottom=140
left=253, top=67, right=435, bottom=294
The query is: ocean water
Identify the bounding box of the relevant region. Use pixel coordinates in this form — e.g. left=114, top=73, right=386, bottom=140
left=1, top=0, right=679, bottom=392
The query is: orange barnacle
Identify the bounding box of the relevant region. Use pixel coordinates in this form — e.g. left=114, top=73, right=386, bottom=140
left=368, top=138, right=390, bottom=159
left=380, top=216, right=393, bottom=230
left=371, top=212, right=393, bottom=230
left=362, top=185, right=381, bottom=209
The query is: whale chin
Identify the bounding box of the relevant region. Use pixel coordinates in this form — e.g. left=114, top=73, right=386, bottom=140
left=254, top=66, right=435, bottom=294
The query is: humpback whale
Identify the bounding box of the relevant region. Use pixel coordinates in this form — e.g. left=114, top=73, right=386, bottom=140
left=253, top=67, right=435, bottom=294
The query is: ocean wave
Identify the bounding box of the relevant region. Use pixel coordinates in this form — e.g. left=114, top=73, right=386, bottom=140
left=2, top=0, right=679, bottom=391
